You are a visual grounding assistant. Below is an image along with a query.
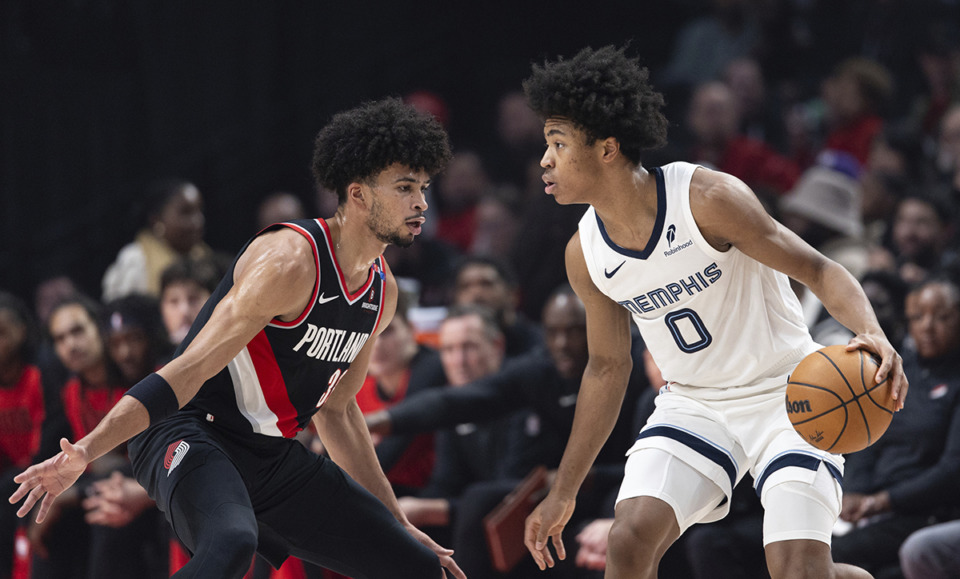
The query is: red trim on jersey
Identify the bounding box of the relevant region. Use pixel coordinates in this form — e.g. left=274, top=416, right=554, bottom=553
left=247, top=330, right=300, bottom=437
left=268, top=222, right=322, bottom=328
left=317, top=218, right=376, bottom=304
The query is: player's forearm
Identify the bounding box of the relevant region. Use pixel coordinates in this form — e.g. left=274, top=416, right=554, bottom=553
left=812, top=260, right=884, bottom=337
left=552, top=361, right=630, bottom=499
left=76, top=396, right=151, bottom=462
left=315, top=404, right=404, bottom=520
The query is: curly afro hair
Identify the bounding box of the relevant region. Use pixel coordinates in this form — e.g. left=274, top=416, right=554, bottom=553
left=312, top=98, right=452, bottom=205
left=523, top=45, right=668, bottom=165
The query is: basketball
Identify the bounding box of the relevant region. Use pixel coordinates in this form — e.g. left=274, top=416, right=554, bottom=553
left=786, top=345, right=895, bottom=454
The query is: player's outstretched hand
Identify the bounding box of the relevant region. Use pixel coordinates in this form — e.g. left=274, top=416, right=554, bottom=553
left=404, top=521, right=466, bottom=579
left=846, top=333, right=908, bottom=410
left=9, top=438, right=89, bottom=523
left=524, top=493, right=576, bottom=571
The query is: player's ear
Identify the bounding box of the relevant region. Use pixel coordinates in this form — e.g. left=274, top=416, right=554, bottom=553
left=346, top=182, right=366, bottom=207
left=600, top=137, right=620, bottom=163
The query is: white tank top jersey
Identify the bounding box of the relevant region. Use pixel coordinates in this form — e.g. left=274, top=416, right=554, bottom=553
left=578, top=162, right=818, bottom=390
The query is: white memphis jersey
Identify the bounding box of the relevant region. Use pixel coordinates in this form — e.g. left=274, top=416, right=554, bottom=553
left=578, top=162, right=817, bottom=388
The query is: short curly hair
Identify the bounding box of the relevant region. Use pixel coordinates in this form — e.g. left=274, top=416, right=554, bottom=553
left=523, top=45, right=668, bottom=165
left=312, top=98, right=452, bottom=204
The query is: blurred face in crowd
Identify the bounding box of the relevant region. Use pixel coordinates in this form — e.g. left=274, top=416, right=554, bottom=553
left=158, top=184, right=205, bottom=254
left=107, top=322, right=153, bottom=384
left=892, top=198, right=948, bottom=261
left=469, top=198, right=519, bottom=259
left=687, top=82, right=740, bottom=146
left=50, top=304, right=104, bottom=375
left=368, top=315, right=418, bottom=379
left=437, top=152, right=489, bottom=211
left=862, top=279, right=905, bottom=348
left=438, top=313, right=504, bottom=387
left=542, top=293, right=588, bottom=380
left=161, top=280, right=210, bottom=345
left=937, top=106, right=960, bottom=174
left=906, top=281, right=960, bottom=360
left=454, top=264, right=515, bottom=320
left=0, top=309, right=26, bottom=366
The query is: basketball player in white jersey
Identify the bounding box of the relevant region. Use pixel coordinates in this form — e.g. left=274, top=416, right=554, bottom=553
left=521, top=46, right=908, bottom=579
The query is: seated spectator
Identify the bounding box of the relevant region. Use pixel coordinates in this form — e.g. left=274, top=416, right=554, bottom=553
left=899, top=518, right=960, bottom=579
left=451, top=255, right=542, bottom=358
left=886, top=190, right=956, bottom=285
left=432, top=152, right=491, bottom=253
left=102, top=179, right=213, bottom=302
left=831, top=273, right=960, bottom=577
left=722, top=57, right=788, bottom=154
left=368, top=286, right=649, bottom=577
left=779, top=158, right=869, bottom=344
left=354, top=292, right=446, bottom=497
left=102, top=294, right=172, bottom=386
left=686, top=81, right=800, bottom=199
left=256, top=192, right=306, bottom=232
left=31, top=294, right=163, bottom=579
left=818, top=57, right=893, bottom=167
left=159, top=255, right=225, bottom=346
left=396, top=305, right=540, bottom=548
left=0, top=293, right=44, bottom=579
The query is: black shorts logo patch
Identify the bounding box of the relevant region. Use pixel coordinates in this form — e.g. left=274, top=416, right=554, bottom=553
left=164, top=439, right=190, bottom=476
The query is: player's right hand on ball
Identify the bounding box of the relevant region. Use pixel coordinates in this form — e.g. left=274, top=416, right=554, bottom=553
left=8, top=438, right=89, bottom=523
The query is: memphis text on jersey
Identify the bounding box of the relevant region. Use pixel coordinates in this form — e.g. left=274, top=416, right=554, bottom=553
left=292, top=324, right=370, bottom=363
left=617, top=262, right=721, bottom=315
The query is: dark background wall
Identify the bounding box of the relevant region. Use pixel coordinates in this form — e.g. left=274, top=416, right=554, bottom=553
left=0, top=1, right=704, bottom=303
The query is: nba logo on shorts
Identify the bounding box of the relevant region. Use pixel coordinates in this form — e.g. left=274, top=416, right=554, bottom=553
left=164, top=440, right=190, bottom=476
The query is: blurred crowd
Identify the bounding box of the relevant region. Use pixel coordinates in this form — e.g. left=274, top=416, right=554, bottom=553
left=4, top=1, right=960, bottom=577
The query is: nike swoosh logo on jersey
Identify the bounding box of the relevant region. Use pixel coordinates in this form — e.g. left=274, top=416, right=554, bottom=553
left=317, top=293, right=339, bottom=305
left=604, top=261, right=626, bottom=278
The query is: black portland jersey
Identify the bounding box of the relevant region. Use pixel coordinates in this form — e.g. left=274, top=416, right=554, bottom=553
left=181, top=219, right=386, bottom=438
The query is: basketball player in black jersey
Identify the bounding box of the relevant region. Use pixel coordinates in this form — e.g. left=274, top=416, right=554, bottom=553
left=9, top=99, right=465, bottom=579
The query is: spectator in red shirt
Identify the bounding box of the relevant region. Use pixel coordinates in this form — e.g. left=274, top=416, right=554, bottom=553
left=686, top=81, right=801, bottom=200
left=0, top=292, right=44, bottom=579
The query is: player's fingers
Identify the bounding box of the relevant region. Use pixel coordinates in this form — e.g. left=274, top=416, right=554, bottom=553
left=439, top=554, right=466, bottom=579
left=9, top=475, right=36, bottom=505
left=552, top=531, right=566, bottom=561
left=16, top=485, right=44, bottom=518
left=524, top=519, right=546, bottom=570
left=35, top=493, right=56, bottom=524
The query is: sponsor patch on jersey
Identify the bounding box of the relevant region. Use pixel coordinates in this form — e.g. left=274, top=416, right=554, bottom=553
left=164, top=439, right=190, bottom=476
left=361, top=301, right=379, bottom=312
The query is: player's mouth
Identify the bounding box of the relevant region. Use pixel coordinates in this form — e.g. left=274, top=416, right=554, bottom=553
left=405, top=217, right=425, bottom=235
left=543, top=175, right=556, bottom=195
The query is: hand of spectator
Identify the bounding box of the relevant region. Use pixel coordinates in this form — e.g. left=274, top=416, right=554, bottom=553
left=365, top=410, right=393, bottom=436
left=9, top=438, right=89, bottom=524
left=840, top=493, right=867, bottom=522
left=398, top=496, right=449, bottom=527
left=26, top=487, right=77, bottom=559
left=575, top=518, right=614, bottom=570
left=82, top=471, right=155, bottom=527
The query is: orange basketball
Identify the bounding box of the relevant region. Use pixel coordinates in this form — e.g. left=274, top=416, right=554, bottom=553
left=785, top=345, right=895, bottom=454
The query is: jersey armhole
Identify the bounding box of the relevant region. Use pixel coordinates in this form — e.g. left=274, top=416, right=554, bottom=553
left=267, top=223, right=321, bottom=329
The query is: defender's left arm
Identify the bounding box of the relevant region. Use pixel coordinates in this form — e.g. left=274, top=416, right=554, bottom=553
left=689, top=167, right=907, bottom=408
left=311, top=265, right=464, bottom=579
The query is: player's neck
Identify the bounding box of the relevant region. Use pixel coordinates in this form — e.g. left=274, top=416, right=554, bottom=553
left=326, top=213, right=385, bottom=290
left=592, top=165, right=659, bottom=246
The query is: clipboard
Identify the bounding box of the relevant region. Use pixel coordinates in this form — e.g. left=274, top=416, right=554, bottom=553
left=482, top=465, right=549, bottom=573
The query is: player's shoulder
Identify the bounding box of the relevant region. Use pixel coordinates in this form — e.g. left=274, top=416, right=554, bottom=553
left=689, top=166, right=756, bottom=213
